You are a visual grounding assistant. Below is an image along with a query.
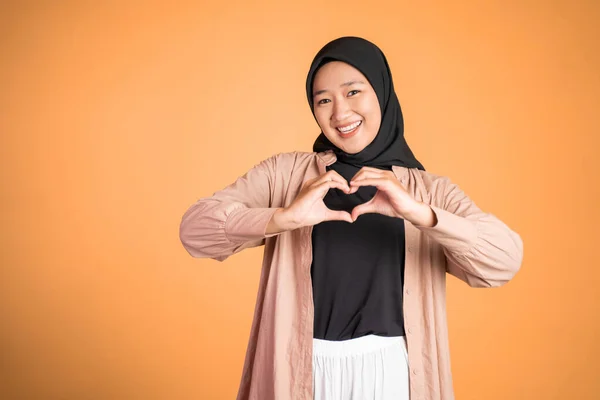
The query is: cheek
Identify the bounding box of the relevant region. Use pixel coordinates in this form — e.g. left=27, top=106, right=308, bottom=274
left=314, top=109, right=332, bottom=132
left=362, top=97, right=382, bottom=133
left=369, top=108, right=382, bottom=132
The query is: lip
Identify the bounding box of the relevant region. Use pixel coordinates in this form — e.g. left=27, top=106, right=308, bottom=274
left=335, top=120, right=362, bottom=139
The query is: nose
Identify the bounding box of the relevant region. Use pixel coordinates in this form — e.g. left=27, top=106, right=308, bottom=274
left=331, top=98, right=352, bottom=122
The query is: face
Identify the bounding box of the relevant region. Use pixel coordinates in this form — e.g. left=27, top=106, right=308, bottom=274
left=312, top=61, right=382, bottom=154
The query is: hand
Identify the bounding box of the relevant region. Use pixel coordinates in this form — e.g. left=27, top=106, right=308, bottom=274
left=267, top=170, right=353, bottom=233
left=349, top=167, right=437, bottom=226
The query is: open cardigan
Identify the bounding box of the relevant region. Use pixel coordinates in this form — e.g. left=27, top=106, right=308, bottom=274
left=180, top=150, right=523, bottom=400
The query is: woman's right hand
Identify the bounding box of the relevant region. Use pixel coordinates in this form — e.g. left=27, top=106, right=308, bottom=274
left=266, top=170, right=353, bottom=234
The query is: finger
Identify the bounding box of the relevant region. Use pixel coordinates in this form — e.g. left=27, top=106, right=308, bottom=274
left=325, top=210, right=353, bottom=224
left=315, top=170, right=350, bottom=191
left=351, top=169, right=385, bottom=183
left=351, top=199, right=376, bottom=221
left=360, top=166, right=394, bottom=177
left=323, top=169, right=348, bottom=182
left=314, top=180, right=350, bottom=196
left=302, top=176, right=320, bottom=190
left=350, top=177, right=392, bottom=191
left=350, top=168, right=368, bottom=182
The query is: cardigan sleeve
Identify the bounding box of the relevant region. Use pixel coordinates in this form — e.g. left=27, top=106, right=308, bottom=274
left=415, top=176, right=524, bottom=287
left=179, top=155, right=283, bottom=262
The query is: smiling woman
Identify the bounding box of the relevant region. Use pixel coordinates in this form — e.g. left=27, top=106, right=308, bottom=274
left=311, top=62, right=381, bottom=153
left=179, top=36, right=523, bottom=400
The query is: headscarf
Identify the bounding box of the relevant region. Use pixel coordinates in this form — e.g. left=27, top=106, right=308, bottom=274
left=306, top=36, right=425, bottom=211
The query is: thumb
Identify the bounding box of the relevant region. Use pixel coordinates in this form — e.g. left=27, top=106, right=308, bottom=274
left=351, top=199, right=376, bottom=221
left=325, top=210, right=354, bottom=224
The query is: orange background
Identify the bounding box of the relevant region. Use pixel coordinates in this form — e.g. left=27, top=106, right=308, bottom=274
left=1, top=1, right=599, bottom=399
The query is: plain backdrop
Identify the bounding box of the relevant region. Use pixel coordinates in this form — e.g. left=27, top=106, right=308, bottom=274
left=1, top=1, right=599, bottom=399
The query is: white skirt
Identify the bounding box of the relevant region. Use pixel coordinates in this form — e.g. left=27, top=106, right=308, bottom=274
left=312, top=334, right=410, bottom=400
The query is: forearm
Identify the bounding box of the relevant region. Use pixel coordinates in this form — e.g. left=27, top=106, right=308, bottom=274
left=180, top=199, right=278, bottom=260
left=265, top=208, right=299, bottom=235
left=417, top=205, right=523, bottom=286
left=403, top=201, right=438, bottom=228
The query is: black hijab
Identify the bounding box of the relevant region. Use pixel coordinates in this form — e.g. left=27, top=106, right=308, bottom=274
left=306, top=36, right=425, bottom=211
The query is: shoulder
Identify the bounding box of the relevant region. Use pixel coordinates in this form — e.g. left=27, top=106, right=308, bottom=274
left=414, top=169, right=452, bottom=192
left=269, top=151, right=319, bottom=164
left=412, top=169, right=478, bottom=211
left=263, top=151, right=326, bottom=173
left=410, top=169, right=459, bottom=207
left=245, top=151, right=322, bottom=183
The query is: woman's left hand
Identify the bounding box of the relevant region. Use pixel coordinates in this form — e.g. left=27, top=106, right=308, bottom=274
left=349, top=167, right=437, bottom=227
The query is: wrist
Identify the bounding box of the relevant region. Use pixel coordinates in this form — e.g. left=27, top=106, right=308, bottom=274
left=266, top=208, right=298, bottom=234
left=403, top=202, right=437, bottom=227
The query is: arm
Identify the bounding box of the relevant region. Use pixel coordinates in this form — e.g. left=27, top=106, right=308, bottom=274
left=415, top=177, right=524, bottom=288
left=179, top=155, right=282, bottom=262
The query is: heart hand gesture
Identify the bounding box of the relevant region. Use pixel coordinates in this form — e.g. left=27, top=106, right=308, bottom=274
left=267, top=168, right=436, bottom=234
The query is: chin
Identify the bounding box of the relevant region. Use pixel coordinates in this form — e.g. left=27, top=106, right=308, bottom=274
left=343, top=147, right=361, bottom=154
left=339, top=145, right=364, bottom=155
left=324, top=132, right=371, bottom=154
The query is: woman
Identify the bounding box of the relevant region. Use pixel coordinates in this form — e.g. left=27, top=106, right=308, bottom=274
left=180, top=36, right=523, bottom=400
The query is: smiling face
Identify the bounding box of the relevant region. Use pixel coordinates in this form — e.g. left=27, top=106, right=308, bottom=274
left=312, top=61, right=382, bottom=155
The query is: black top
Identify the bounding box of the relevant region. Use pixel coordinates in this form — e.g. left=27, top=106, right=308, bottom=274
left=311, top=214, right=406, bottom=340
left=305, top=37, right=425, bottom=341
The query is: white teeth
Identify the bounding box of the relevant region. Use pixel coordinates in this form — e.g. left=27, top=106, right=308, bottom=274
left=337, top=121, right=362, bottom=133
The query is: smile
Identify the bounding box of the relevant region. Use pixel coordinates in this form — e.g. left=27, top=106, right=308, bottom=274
left=336, top=121, right=362, bottom=135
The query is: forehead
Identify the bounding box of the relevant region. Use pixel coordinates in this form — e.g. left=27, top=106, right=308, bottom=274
left=312, top=61, right=368, bottom=89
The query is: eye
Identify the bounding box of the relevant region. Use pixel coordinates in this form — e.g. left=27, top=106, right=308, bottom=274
left=317, top=98, right=331, bottom=105
left=348, top=90, right=360, bottom=97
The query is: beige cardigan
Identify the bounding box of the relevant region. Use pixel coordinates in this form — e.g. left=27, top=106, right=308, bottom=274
left=180, top=150, right=523, bottom=400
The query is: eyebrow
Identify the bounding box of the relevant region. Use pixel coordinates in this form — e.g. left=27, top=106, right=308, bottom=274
left=313, top=80, right=366, bottom=97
